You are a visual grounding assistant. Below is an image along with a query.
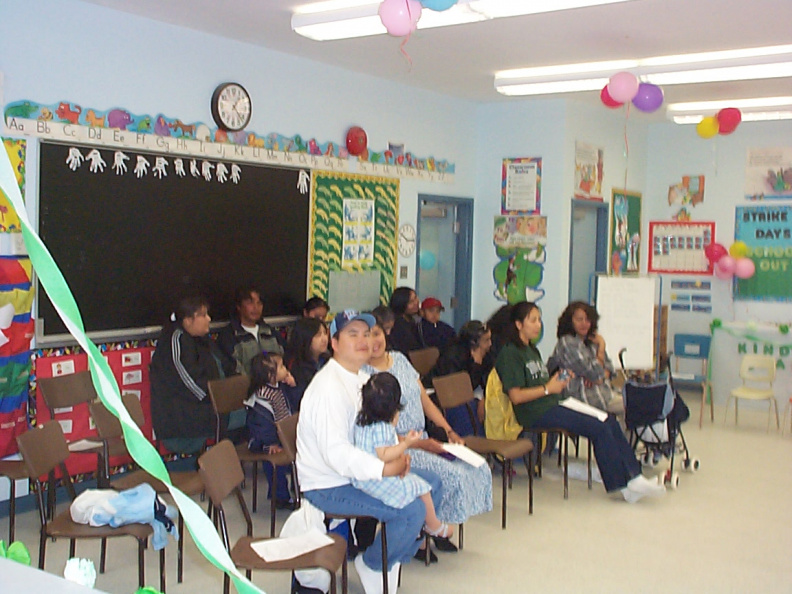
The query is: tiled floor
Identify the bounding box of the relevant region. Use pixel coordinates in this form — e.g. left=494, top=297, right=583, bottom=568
left=5, top=395, right=791, bottom=593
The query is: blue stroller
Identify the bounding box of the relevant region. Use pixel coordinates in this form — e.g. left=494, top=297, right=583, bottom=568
left=619, top=350, right=700, bottom=489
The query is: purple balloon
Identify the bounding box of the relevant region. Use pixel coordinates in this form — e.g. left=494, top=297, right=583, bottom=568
left=631, top=83, right=664, bottom=113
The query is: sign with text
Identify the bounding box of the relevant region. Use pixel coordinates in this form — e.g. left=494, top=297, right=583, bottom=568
left=734, top=205, right=792, bottom=302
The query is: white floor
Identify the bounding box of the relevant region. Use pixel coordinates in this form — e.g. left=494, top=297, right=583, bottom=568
left=6, top=394, right=792, bottom=594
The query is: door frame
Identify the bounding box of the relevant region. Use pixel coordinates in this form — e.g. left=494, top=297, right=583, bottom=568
left=568, top=198, right=609, bottom=302
left=416, top=194, right=473, bottom=330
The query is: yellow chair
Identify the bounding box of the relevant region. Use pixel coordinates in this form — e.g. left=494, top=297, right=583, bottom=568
left=724, top=355, right=779, bottom=430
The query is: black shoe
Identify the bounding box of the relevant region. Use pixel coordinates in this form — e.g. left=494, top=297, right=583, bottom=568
left=413, top=547, right=438, bottom=563
left=275, top=498, right=298, bottom=511
left=432, top=536, right=458, bottom=552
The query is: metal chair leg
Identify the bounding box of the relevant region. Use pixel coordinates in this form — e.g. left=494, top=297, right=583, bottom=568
left=380, top=522, right=388, bottom=594
left=159, top=547, right=166, bottom=593
left=178, top=514, right=184, bottom=583
left=501, top=459, right=508, bottom=529
left=138, top=539, right=145, bottom=589
left=270, top=464, right=277, bottom=538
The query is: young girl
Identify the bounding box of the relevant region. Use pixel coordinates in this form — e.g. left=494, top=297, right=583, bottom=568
left=352, top=372, right=453, bottom=539
left=245, top=351, right=296, bottom=509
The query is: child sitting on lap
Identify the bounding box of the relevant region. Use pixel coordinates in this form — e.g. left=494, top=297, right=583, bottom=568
left=353, top=372, right=453, bottom=539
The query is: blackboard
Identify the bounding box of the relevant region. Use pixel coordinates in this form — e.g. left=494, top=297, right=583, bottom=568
left=38, top=141, right=309, bottom=339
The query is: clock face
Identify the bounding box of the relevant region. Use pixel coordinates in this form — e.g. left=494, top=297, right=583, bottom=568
left=398, top=223, right=416, bottom=257
left=211, top=83, right=252, bottom=132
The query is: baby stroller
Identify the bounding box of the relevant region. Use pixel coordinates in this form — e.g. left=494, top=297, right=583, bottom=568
left=619, top=349, right=700, bottom=489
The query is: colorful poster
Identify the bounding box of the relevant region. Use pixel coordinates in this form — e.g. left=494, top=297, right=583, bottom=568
left=501, top=157, right=541, bottom=214
left=1, top=138, right=25, bottom=232
left=342, top=198, right=375, bottom=267
left=648, top=221, right=714, bottom=274
left=734, top=206, right=792, bottom=302
left=745, top=147, right=792, bottom=200
left=667, top=175, right=705, bottom=221
left=574, top=142, right=604, bottom=201
left=610, top=189, right=642, bottom=275
left=493, top=215, right=547, bottom=304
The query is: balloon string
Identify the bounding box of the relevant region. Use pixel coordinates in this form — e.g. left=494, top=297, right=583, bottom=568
left=400, top=33, right=413, bottom=69
left=622, top=102, right=630, bottom=192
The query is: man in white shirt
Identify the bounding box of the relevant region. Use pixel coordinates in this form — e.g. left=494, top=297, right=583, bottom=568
left=297, top=310, right=441, bottom=593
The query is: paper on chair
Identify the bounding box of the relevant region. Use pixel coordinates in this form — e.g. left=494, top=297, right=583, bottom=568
left=68, top=438, right=103, bottom=452
left=559, top=398, right=608, bottom=422
left=441, top=443, right=487, bottom=467
left=250, top=528, right=334, bottom=562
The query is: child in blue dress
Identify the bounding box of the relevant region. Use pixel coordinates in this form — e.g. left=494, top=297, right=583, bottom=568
left=353, top=372, right=453, bottom=539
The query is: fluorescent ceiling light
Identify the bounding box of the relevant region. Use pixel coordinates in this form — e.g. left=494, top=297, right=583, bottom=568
left=667, top=96, right=792, bottom=124
left=495, top=45, right=792, bottom=96
left=292, top=0, right=637, bottom=41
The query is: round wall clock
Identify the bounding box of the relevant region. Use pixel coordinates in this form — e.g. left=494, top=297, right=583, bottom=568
left=398, top=223, right=416, bottom=257
left=211, top=82, right=252, bottom=132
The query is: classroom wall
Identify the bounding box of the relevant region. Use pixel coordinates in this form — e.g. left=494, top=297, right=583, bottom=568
left=0, top=0, right=478, bottom=305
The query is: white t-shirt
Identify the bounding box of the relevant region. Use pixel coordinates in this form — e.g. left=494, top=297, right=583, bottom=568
left=296, top=358, right=384, bottom=491
left=241, top=323, right=259, bottom=339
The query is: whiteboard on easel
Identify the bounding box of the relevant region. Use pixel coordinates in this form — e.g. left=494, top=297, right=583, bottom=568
left=595, top=276, right=657, bottom=370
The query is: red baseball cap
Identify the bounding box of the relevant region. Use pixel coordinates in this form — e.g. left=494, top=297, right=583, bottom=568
left=421, top=297, right=444, bottom=311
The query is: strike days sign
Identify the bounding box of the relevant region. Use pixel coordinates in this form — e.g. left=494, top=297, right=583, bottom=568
left=734, top=206, right=792, bottom=302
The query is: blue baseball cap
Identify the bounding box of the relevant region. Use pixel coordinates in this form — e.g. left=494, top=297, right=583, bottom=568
left=329, top=309, right=376, bottom=337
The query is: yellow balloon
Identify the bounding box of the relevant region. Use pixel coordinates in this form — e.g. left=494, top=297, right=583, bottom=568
left=729, top=240, right=748, bottom=258
left=696, top=116, right=719, bottom=138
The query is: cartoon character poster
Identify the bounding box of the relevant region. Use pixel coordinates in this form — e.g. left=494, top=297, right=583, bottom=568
left=493, top=215, right=547, bottom=303
left=745, top=147, right=792, bottom=200
left=610, top=189, right=642, bottom=275
left=667, top=175, right=705, bottom=221
left=574, top=142, right=604, bottom=201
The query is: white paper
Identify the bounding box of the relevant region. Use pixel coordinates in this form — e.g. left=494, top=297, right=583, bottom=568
left=596, top=276, right=657, bottom=370
left=441, top=443, right=487, bottom=467
left=68, top=438, right=103, bottom=452
left=559, top=398, right=608, bottom=422
left=250, top=528, right=334, bottom=562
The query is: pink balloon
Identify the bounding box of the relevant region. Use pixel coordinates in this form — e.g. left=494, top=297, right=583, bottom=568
left=718, top=255, right=736, bottom=274
left=379, top=0, right=422, bottom=37
left=607, top=71, right=639, bottom=103
left=734, top=257, right=756, bottom=279
left=714, top=262, right=734, bottom=280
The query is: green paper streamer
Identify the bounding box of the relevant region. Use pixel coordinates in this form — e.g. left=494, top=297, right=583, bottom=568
left=0, top=148, right=264, bottom=593
left=0, top=540, right=31, bottom=565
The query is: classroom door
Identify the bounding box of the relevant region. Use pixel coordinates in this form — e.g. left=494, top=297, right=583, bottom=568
left=416, top=196, right=473, bottom=330
left=569, top=199, right=608, bottom=302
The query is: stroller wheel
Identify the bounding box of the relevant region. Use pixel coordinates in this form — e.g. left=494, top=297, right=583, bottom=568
left=667, top=471, right=680, bottom=490
left=683, top=458, right=700, bottom=473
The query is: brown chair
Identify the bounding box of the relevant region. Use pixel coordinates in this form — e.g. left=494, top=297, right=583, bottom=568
left=0, top=460, right=28, bottom=543
left=16, top=422, right=165, bottom=591
left=198, top=440, right=347, bottom=594
left=91, top=393, right=205, bottom=584
left=408, top=347, right=440, bottom=378
left=432, top=371, right=534, bottom=533
left=38, top=371, right=125, bottom=489
left=207, top=375, right=292, bottom=537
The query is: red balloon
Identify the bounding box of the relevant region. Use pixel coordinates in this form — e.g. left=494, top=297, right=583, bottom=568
left=600, top=85, right=623, bottom=108
left=346, top=126, right=367, bottom=156
left=704, top=242, right=728, bottom=265
left=717, top=107, right=742, bottom=135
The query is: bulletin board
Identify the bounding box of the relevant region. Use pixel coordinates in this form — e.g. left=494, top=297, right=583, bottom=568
left=610, top=189, right=642, bottom=275
left=734, top=205, right=792, bottom=301
left=648, top=221, right=715, bottom=274
left=308, top=170, right=398, bottom=308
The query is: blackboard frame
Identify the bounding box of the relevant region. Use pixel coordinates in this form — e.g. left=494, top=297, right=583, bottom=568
left=36, top=140, right=310, bottom=345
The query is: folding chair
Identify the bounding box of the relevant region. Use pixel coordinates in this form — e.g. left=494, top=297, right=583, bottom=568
left=408, top=347, right=440, bottom=378
left=432, top=371, right=534, bottom=531
left=16, top=422, right=165, bottom=591
left=198, top=440, right=347, bottom=594
left=208, top=375, right=292, bottom=537
left=672, top=333, right=713, bottom=428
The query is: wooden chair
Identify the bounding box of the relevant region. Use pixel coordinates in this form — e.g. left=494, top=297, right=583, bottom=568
left=207, top=375, right=292, bottom=537
left=432, top=371, right=534, bottom=532
left=91, top=393, right=205, bottom=584
left=198, top=440, right=347, bottom=594
left=0, top=459, right=28, bottom=543
left=408, top=347, right=440, bottom=378
left=38, top=371, right=125, bottom=489
left=672, top=333, right=713, bottom=428
left=16, top=422, right=165, bottom=591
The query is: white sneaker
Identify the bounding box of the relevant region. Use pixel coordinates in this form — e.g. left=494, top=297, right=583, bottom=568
left=387, top=562, right=400, bottom=593
left=622, top=474, right=666, bottom=503
left=354, top=554, right=385, bottom=594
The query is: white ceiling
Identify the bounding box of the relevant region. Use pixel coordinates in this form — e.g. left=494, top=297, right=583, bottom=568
left=80, top=0, right=792, bottom=113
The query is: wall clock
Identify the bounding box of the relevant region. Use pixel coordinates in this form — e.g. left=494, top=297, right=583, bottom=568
left=211, top=82, right=252, bottom=132
left=398, top=223, right=416, bottom=257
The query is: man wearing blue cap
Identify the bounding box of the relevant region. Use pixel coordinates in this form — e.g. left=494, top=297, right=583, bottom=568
left=297, top=310, right=441, bottom=593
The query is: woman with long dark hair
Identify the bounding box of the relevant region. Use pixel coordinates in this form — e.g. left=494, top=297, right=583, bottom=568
left=284, top=317, right=329, bottom=409
left=388, top=286, right=423, bottom=355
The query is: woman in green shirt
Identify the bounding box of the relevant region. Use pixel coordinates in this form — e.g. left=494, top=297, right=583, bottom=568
left=495, top=301, right=665, bottom=503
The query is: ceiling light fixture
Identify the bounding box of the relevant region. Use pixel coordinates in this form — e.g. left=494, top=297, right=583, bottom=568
left=292, top=0, right=637, bottom=41
left=666, top=96, right=792, bottom=124
left=494, top=45, right=792, bottom=96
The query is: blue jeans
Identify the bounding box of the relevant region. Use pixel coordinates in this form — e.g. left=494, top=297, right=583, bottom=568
left=304, top=467, right=442, bottom=571
left=533, top=407, right=640, bottom=492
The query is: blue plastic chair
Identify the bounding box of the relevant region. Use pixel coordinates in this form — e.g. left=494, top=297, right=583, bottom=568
left=672, top=334, right=712, bottom=428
